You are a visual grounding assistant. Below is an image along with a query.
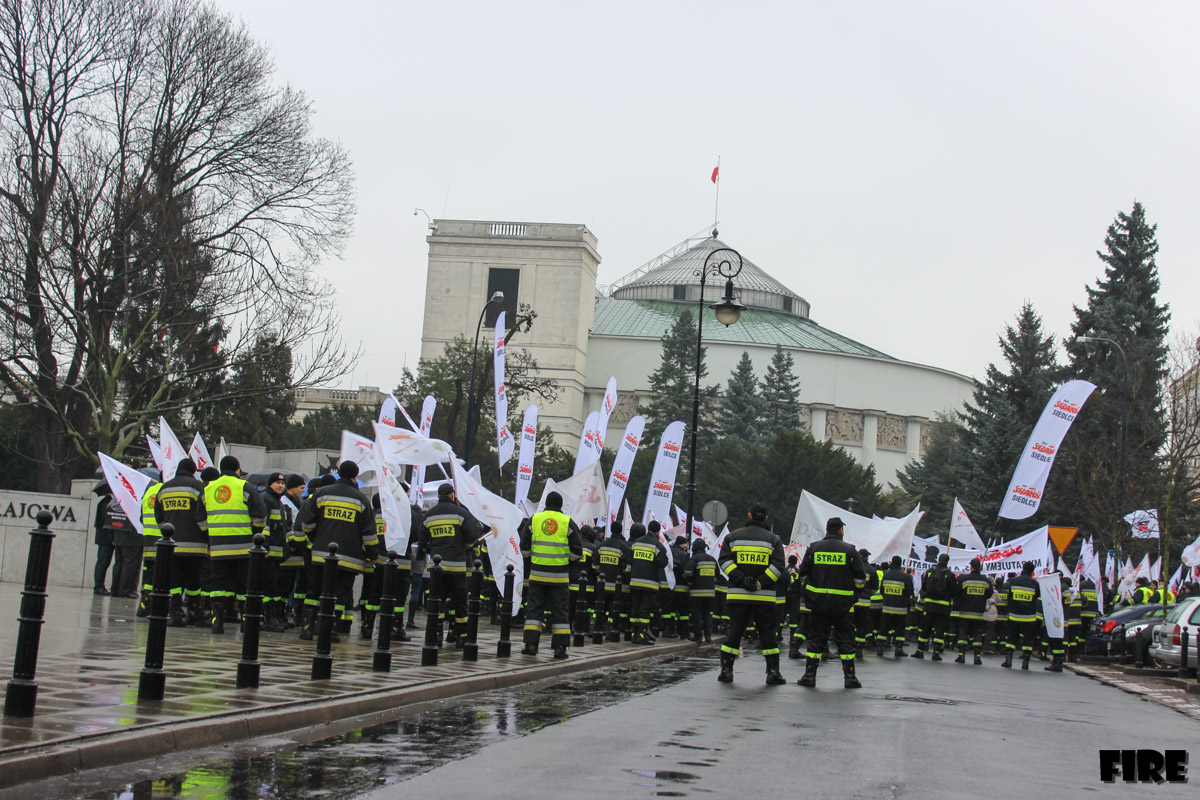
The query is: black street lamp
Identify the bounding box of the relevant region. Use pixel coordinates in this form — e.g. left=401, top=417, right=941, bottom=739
left=1077, top=335, right=1129, bottom=561
left=684, top=243, right=745, bottom=548
left=464, top=291, right=505, bottom=464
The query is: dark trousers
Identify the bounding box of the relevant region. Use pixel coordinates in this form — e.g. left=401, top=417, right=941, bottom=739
left=361, top=567, right=410, bottom=614
left=919, top=610, right=950, bottom=652
left=691, top=596, right=713, bottom=635
left=304, top=565, right=356, bottom=612
left=630, top=587, right=657, bottom=627
left=722, top=602, right=781, bottom=658
left=853, top=604, right=872, bottom=646
left=806, top=608, right=855, bottom=661
left=93, top=544, right=115, bottom=591
left=523, top=581, right=570, bottom=647
left=602, top=587, right=622, bottom=628
left=210, top=558, right=249, bottom=602
left=439, top=572, right=469, bottom=626
left=1008, top=618, right=1041, bottom=653
left=957, top=618, right=985, bottom=654
left=112, top=546, right=142, bottom=597
left=673, top=590, right=691, bottom=628
left=170, top=556, right=205, bottom=598
left=879, top=611, right=907, bottom=642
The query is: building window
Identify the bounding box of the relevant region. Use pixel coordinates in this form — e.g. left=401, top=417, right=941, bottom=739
left=783, top=297, right=793, bottom=314
left=486, top=268, right=520, bottom=328
left=673, top=284, right=687, bottom=301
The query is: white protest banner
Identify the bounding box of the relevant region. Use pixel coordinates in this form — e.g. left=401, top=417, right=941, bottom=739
left=216, top=437, right=228, bottom=466
left=1167, top=564, right=1183, bottom=594
left=643, top=421, right=685, bottom=526
left=605, top=415, right=644, bottom=525
left=573, top=411, right=602, bottom=475
left=998, top=379, right=1097, bottom=520
left=791, top=490, right=922, bottom=562
left=1182, top=534, right=1200, bottom=567
left=1082, top=549, right=1104, bottom=614
left=514, top=405, right=538, bottom=507
left=451, top=459, right=524, bottom=614
left=378, top=395, right=399, bottom=426
left=374, top=436, right=410, bottom=556
left=158, top=417, right=188, bottom=481
left=949, top=498, right=986, bottom=552
left=147, top=435, right=164, bottom=474
left=1150, top=556, right=1162, bottom=581
left=493, top=311, right=515, bottom=468
left=1036, top=573, right=1066, bottom=639
left=189, top=433, right=213, bottom=474
left=1125, top=509, right=1160, bottom=539
left=99, top=453, right=154, bottom=534
left=539, top=459, right=608, bottom=524
left=622, top=500, right=634, bottom=537
left=981, top=526, right=1052, bottom=576
left=372, top=422, right=455, bottom=467
left=595, top=376, right=618, bottom=452
left=409, top=395, right=439, bottom=504
left=657, top=523, right=676, bottom=589
left=339, top=430, right=378, bottom=482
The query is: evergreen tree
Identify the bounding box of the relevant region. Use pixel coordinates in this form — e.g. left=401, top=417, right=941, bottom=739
left=196, top=335, right=297, bottom=449
left=759, top=346, right=803, bottom=439
left=716, top=351, right=764, bottom=441
left=1061, top=201, right=1170, bottom=554
left=959, top=302, right=1062, bottom=526
left=894, top=413, right=968, bottom=534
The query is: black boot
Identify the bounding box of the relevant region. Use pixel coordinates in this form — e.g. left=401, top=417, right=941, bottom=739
left=406, top=605, right=419, bottom=630
left=911, top=648, right=925, bottom=660
left=843, top=659, right=862, bottom=689
left=789, top=640, right=803, bottom=660
left=765, top=654, right=786, bottom=685
left=136, top=590, right=151, bottom=618
left=360, top=610, right=376, bottom=640
left=876, top=642, right=885, bottom=657
left=168, top=595, right=186, bottom=627
left=931, top=648, right=943, bottom=662
left=717, top=651, right=735, bottom=683
left=210, top=599, right=225, bottom=634
left=264, top=602, right=286, bottom=633
left=1021, top=652, right=1031, bottom=670
left=973, top=652, right=983, bottom=666
left=392, top=614, right=410, bottom=642
left=1044, top=656, right=1063, bottom=673
left=1001, top=650, right=1013, bottom=668
left=299, top=607, right=316, bottom=641
left=895, top=644, right=909, bottom=658
left=703, top=630, right=711, bottom=643
left=954, top=653, right=966, bottom=664
left=553, top=645, right=568, bottom=659
left=1067, top=645, right=1077, bottom=663
left=797, top=656, right=819, bottom=687
left=186, top=596, right=203, bottom=626
left=521, top=641, right=539, bottom=656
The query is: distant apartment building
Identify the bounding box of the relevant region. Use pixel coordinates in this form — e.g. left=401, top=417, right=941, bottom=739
left=290, top=385, right=387, bottom=422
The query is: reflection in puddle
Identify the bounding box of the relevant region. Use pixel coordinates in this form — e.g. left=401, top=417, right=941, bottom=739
left=27, top=652, right=717, bottom=800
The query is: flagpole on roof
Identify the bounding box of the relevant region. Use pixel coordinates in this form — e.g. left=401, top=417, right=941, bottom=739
left=711, top=156, right=720, bottom=233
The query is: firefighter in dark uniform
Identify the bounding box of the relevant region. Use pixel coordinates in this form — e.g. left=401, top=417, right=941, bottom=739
left=683, top=539, right=717, bottom=641
left=388, top=502, right=423, bottom=642
left=671, top=536, right=690, bottom=638
left=1128, top=577, right=1153, bottom=605
left=204, top=456, right=267, bottom=633
left=597, top=521, right=631, bottom=635
left=421, top=483, right=483, bottom=645
left=795, top=517, right=868, bottom=688
left=358, top=494, right=386, bottom=639
left=954, top=559, right=992, bottom=665
left=259, top=473, right=290, bottom=632
left=869, top=560, right=885, bottom=645
left=853, top=548, right=877, bottom=657
left=1065, top=576, right=1083, bottom=662
left=137, top=474, right=164, bottom=617
left=913, top=553, right=956, bottom=660
left=153, top=458, right=208, bottom=627
left=1002, top=561, right=1041, bottom=669
left=879, top=555, right=913, bottom=657
left=717, top=503, right=787, bottom=685
left=1078, top=575, right=1100, bottom=657
left=520, top=491, right=582, bottom=658
left=628, top=522, right=668, bottom=645
left=993, top=573, right=1010, bottom=655
left=568, top=524, right=596, bottom=632
left=297, top=461, right=378, bottom=641
left=278, top=475, right=309, bottom=628
left=787, top=567, right=810, bottom=659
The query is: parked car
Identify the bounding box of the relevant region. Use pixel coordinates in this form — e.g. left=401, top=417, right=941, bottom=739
left=1149, top=596, right=1200, bottom=669
left=1085, top=604, right=1171, bottom=657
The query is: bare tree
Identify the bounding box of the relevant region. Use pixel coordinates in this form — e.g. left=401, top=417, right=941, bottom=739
left=0, top=0, right=357, bottom=491
left=1156, top=330, right=1200, bottom=585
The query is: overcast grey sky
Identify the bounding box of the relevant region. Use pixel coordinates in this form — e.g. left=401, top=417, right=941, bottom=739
left=217, top=0, right=1200, bottom=391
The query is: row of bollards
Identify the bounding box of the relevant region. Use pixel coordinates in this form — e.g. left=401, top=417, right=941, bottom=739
left=4, top=514, right=642, bottom=718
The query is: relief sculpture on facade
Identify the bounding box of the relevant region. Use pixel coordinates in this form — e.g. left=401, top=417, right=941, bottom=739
left=877, top=415, right=907, bottom=451
left=826, top=410, right=864, bottom=444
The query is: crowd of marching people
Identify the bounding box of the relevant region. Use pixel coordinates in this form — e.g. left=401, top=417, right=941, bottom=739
left=90, top=456, right=1200, bottom=686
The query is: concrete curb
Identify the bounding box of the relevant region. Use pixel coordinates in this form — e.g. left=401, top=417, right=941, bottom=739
left=0, top=638, right=709, bottom=789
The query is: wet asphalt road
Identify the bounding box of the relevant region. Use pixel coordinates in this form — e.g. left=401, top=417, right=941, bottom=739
left=364, top=652, right=1198, bottom=800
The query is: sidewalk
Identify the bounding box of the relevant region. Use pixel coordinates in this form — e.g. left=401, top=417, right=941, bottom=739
left=0, top=583, right=706, bottom=789
left=1067, top=658, right=1200, bottom=720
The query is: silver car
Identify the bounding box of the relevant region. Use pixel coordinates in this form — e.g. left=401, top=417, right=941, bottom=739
left=1150, top=595, right=1200, bottom=669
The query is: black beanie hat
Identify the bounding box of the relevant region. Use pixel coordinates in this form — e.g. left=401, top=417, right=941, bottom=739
left=177, top=458, right=196, bottom=475
left=891, top=555, right=903, bottom=567
left=647, top=520, right=661, bottom=534
left=219, top=455, right=240, bottom=473
left=338, top=460, right=359, bottom=480
left=285, top=474, right=306, bottom=490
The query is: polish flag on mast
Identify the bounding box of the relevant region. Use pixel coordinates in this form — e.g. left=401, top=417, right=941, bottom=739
left=710, top=158, right=720, bottom=183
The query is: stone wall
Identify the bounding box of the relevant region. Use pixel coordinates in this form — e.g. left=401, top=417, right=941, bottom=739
left=0, top=488, right=98, bottom=588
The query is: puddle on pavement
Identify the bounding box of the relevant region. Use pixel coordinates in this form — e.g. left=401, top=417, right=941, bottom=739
left=12, top=652, right=717, bottom=800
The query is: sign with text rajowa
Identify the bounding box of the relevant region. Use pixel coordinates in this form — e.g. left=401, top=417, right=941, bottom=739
left=643, top=421, right=686, bottom=526
left=605, top=415, right=644, bottom=526
left=998, top=379, right=1097, bottom=520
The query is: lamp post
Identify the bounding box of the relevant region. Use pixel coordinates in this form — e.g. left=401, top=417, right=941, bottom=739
left=464, top=291, right=504, bottom=465
left=1077, top=335, right=1129, bottom=566
left=684, top=244, right=745, bottom=553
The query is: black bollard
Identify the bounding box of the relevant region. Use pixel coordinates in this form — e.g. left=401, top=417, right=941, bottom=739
left=138, top=523, right=177, bottom=701
left=573, top=571, right=589, bottom=648
left=422, top=555, right=444, bottom=666
left=311, top=542, right=340, bottom=680
left=622, top=580, right=633, bottom=642
left=463, top=559, right=483, bottom=662
left=606, top=576, right=623, bottom=643
left=4, top=511, right=55, bottom=718
left=1180, top=628, right=1197, bottom=680
left=374, top=551, right=399, bottom=672
left=592, top=575, right=606, bottom=645
left=236, top=533, right=267, bottom=689
left=497, top=564, right=515, bottom=658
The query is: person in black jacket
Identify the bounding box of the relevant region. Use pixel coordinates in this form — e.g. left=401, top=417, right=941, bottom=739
left=628, top=522, right=667, bottom=645
left=795, top=516, right=868, bottom=688
left=717, top=503, right=787, bottom=685
left=670, top=535, right=690, bottom=638
left=259, top=473, right=290, bottom=632
left=913, top=553, right=957, bottom=661
left=154, top=459, right=209, bottom=627
left=421, top=483, right=484, bottom=646
left=683, top=539, right=717, bottom=642
left=878, top=555, right=914, bottom=657
left=92, top=484, right=125, bottom=596
left=1002, top=561, right=1042, bottom=670
left=954, top=559, right=993, bottom=665
left=597, top=521, right=631, bottom=636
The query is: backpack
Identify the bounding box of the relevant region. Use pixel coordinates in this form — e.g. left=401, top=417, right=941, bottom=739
left=925, top=567, right=950, bottom=599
